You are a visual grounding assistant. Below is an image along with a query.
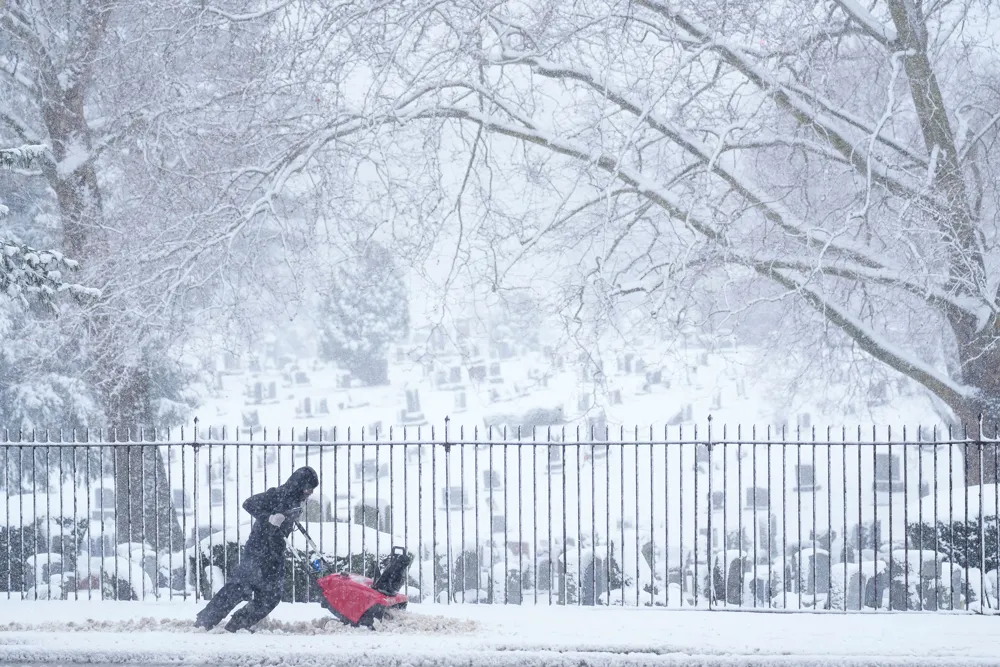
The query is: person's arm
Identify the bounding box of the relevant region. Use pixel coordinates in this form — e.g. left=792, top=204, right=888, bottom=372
left=243, top=488, right=280, bottom=520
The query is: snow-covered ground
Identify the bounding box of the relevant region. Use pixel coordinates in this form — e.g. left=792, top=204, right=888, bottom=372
left=0, top=600, right=998, bottom=666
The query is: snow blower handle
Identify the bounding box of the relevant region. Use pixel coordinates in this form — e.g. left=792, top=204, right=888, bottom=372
left=291, top=520, right=331, bottom=577
left=294, top=520, right=318, bottom=548
left=288, top=520, right=322, bottom=578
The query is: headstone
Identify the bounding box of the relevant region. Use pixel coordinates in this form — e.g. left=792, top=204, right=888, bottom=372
left=536, top=558, right=553, bottom=591
left=711, top=491, right=725, bottom=510
left=242, top=410, right=260, bottom=428
left=304, top=495, right=331, bottom=522
left=442, top=486, right=468, bottom=509
left=797, top=548, right=831, bottom=595
left=547, top=446, right=563, bottom=472
left=587, top=412, right=608, bottom=444
left=406, top=388, right=421, bottom=413
left=356, top=459, right=377, bottom=481
left=726, top=556, right=744, bottom=604
left=455, top=550, right=480, bottom=592
left=745, top=572, right=772, bottom=607
left=845, top=569, right=865, bottom=610
left=353, top=503, right=380, bottom=530
left=580, top=556, right=609, bottom=606
left=864, top=569, right=890, bottom=609
left=223, top=352, right=240, bottom=372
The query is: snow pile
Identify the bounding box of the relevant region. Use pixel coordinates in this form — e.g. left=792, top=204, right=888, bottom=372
left=0, top=610, right=478, bottom=636
left=1, top=601, right=1000, bottom=666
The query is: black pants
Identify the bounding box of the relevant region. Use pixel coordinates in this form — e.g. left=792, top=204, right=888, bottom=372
left=196, top=581, right=281, bottom=632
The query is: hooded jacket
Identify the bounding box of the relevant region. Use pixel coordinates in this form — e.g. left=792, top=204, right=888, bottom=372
left=238, top=466, right=319, bottom=581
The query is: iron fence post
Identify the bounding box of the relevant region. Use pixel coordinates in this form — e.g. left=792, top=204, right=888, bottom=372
left=979, top=414, right=987, bottom=613
left=192, top=417, right=201, bottom=604
left=707, top=414, right=713, bottom=610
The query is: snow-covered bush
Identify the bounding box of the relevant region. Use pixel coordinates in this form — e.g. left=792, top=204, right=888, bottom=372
left=907, top=517, right=999, bottom=572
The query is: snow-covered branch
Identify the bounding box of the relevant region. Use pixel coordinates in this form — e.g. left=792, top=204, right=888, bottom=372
left=429, top=98, right=975, bottom=405
left=0, top=242, right=99, bottom=305
left=958, top=109, right=1000, bottom=163
left=762, top=264, right=974, bottom=409
left=633, top=0, right=942, bottom=212
left=831, top=0, right=899, bottom=45
left=0, top=54, right=36, bottom=91
left=202, top=1, right=296, bottom=22
left=0, top=144, right=47, bottom=168
left=492, top=53, right=896, bottom=273
left=764, top=258, right=981, bottom=320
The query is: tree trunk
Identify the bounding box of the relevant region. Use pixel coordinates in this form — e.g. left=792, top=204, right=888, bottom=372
left=107, top=366, right=185, bottom=551
left=111, top=445, right=184, bottom=552
left=945, top=317, right=1000, bottom=487
left=34, top=0, right=112, bottom=259
left=41, top=89, right=104, bottom=259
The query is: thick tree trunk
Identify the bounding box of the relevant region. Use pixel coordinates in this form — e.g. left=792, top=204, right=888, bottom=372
left=945, top=320, right=1000, bottom=487
left=111, top=445, right=184, bottom=552
left=34, top=1, right=112, bottom=259
left=41, top=89, right=104, bottom=259
left=106, top=366, right=185, bottom=551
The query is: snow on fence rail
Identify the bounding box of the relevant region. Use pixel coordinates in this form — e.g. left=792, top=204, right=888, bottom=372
left=2, top=418, right=1000, bottom=613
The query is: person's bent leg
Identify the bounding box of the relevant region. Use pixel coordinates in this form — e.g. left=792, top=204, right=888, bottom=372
left=195, top=583, right=252, bottom=629
left=224, top=584, right=281, bottom=632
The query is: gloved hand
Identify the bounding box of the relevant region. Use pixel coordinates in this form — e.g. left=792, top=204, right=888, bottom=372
left=268, top=513, right=285, bottom=527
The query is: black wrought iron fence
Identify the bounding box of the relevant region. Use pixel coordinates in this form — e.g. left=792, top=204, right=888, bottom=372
left=1, top=419, right=999, bottom=612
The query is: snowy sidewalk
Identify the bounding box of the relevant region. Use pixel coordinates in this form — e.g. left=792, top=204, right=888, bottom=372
left=0, top=600, right=998, bottom=666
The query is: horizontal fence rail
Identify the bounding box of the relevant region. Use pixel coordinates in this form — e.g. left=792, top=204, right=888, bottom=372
left=2, top=419, right=1000, bottom=613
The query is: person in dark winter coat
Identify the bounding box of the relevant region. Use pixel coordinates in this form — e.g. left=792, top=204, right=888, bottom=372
left=194, top=466, right=319, bottom=632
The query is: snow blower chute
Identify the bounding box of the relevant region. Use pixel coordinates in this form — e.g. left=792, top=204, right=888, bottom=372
left=292, top=521, right=413, bottom=628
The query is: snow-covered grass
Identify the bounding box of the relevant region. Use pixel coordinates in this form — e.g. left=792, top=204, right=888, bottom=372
left=0, top=600, right=998, bottom=665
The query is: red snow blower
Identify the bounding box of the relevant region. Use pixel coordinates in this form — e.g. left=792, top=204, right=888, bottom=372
left=292, top=521, right=413, bottom=628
